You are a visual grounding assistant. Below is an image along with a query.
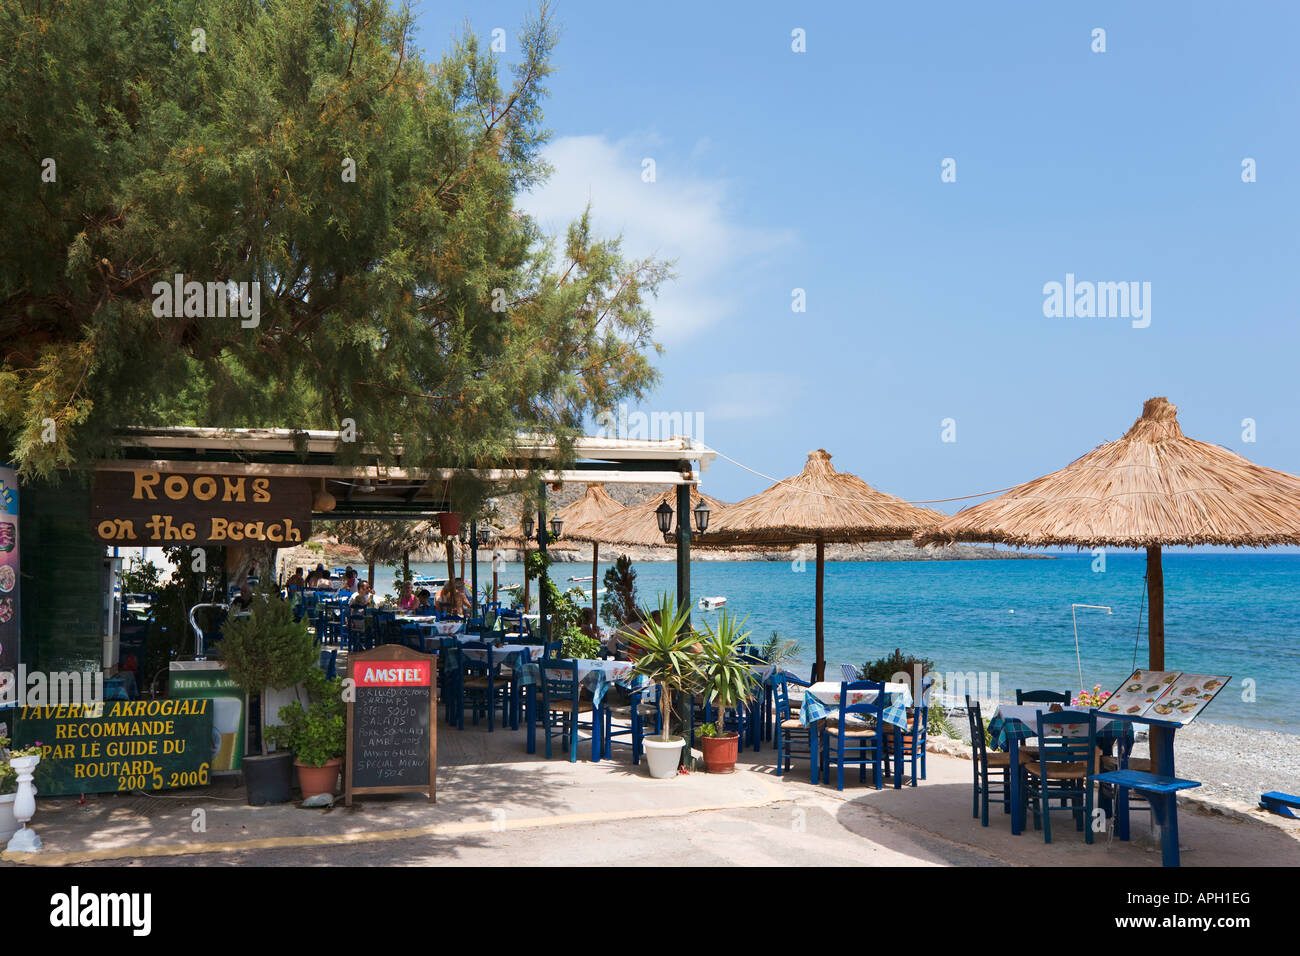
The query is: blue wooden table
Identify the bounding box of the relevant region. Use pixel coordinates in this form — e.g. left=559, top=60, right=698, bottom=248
left=987, top=705, right=1132, bottom=836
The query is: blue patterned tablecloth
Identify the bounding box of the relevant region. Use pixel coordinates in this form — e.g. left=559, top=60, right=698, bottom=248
left=519, top=658, right=648, bottom=708
left=445, top=644, right=536, bottom=676
left=799, top=682, right=913, bottom=729
left=986, top=705, right=1134, bottom=750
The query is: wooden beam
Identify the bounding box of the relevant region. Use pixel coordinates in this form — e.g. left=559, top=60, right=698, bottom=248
left=94, top=459, right=698, bottom=486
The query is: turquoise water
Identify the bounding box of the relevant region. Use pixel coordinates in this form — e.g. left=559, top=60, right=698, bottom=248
left=373, top=554, right=1300, bottom=734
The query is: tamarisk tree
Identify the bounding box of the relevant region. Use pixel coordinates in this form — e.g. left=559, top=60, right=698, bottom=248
left=0, top=0, right=667, bottom=504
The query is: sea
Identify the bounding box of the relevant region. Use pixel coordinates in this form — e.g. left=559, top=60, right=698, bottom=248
left=371, top=553, right=1300, bottom=735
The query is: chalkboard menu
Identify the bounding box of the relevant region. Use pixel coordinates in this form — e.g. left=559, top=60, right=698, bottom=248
left=345, top=644, right=436, bottom=805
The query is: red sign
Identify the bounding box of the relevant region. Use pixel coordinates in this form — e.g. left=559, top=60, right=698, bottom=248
left=354, top=660, right=432, bottom=687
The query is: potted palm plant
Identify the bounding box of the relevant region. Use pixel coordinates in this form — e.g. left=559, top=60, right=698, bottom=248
left=697, top=609, right=760, bottom=773
left=629, top=593, right=702, bottom=778
left=220, top=584, right=318, bottom=805
left=266, top=668, right=346, bottom=800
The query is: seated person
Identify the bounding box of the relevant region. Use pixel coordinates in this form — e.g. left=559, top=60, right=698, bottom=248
left=580, top=607, right=602, bottom=644
left=397, top=581, right=419, bottom=611
left=285, top=567, right=306, bottom=589
left=415, top=588, right=434, bottom=613
left=452, top=578, right=472, bottom=615
left=229, top=582, right=255, bottom=613
left=435, top=580, right=457, bottom=615
left=348, top=581, right=372, bottom=608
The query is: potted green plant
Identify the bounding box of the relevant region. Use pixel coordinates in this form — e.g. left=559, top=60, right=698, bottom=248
left=220, top=584, right=318, bottom=805
left=628, top=592, right=702, bottom=778
left=696, top=609, right=760, bottom=773
left=266, top=669, right=346, bottom=799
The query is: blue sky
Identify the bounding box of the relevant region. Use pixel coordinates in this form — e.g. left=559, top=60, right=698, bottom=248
left=415, top=2, right=1300, bottom=513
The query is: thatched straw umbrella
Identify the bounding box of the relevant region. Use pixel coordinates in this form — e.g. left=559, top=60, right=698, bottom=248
left=569, top=485, right=728, bottom=549
left=549, top=484, right=627, bottom=620
left=917, top=397, right=1300, bottom=672
left=701, top=449, right=947, bottom=681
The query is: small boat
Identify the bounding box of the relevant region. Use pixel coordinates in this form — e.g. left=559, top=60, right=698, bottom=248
left=698, top=596, right=727, bottom=611
left=410, top=574, right=449, bottom=591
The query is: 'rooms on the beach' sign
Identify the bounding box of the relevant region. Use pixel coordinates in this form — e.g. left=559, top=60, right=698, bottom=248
left=91, top=469, right=312, bottom=545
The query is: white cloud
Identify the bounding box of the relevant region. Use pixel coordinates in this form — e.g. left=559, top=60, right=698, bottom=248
left=519, top=134, right=792, bottom=342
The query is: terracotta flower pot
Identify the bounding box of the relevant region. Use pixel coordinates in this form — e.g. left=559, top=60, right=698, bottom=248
left=295, top=758, right=342, bottom=799
left=700, top=731, right=740, bottom=773
left=438, top=513, right=461, bottom=537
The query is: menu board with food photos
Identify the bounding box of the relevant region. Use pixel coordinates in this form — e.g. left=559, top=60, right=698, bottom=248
left=1100, top=669, right=1230, bottom=724
left=0, top=465, right=19, bottom=698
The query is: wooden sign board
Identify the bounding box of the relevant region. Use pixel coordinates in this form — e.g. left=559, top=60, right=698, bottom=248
left=345, top=644, right=437, bottom=806
left=91, top=469, right=312, bottom=546
left=11, top=699, right=214, bottom=796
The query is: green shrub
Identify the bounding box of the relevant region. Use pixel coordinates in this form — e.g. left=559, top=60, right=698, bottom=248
left=265, top=669, right=346, bottom=767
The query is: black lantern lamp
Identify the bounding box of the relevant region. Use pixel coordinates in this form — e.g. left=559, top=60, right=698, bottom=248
left=549, top=516, right=563, bottom=540
left=521, top=515, right=535, bottom=540
left=693, top=498, right=710, bottom=533
left=655, top=500, right=674, bottom=536
left=477, top=526, right=490, bottom=546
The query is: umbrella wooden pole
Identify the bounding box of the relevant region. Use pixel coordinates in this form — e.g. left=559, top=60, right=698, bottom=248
left=1146, top=544, right=1173, bottom=776
left=445, top=540, right=456, bottom=587
left=815, top=537, right=825, bottom=683
left=1147, top=545, right=1164, bottom=670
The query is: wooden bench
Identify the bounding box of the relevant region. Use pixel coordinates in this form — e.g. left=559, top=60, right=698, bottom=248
left=1093, top=769, right=1201, bottom=867
left=1259, top=791, right=1300, bottom=819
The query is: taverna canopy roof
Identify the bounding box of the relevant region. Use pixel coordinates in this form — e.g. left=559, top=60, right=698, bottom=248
left=701, top=449, right=946, bottom=547
left=918, top=397, right=1300, bottom=549
left=567, top=485, right=728, bottom=548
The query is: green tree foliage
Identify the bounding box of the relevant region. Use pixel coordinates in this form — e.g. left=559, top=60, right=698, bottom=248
left=523, top=549, right=594, bottom=656
left=0, top=0, right=667, bottom=505
left=599, top=554, right=639, bottom=628
left=219, top=585, right=317, bottom=753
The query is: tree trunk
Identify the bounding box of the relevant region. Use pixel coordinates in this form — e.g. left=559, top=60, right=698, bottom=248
left=227, top=542, right=277, bottom=590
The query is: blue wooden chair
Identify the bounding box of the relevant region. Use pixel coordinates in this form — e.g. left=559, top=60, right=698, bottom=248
left=603, top=683, right=660, bottom=764
left=1016, top=688, right=1071, bottom=705
left=885, top=704, right=929, bottom=786
left=318, top=648, right=338, bottom=681
left=456, top=642, right=510, bottom=732
left=1024, top=710, right=1098, bottom=844
left=535, top=658, right=593, bottom=762
left=821, top=680, right=886, bottom=791
left=839, top=664, right=861, bottom=682
left=964, top=696, right=1011, bottom=826
left=772, top=672, right=814, bottom=780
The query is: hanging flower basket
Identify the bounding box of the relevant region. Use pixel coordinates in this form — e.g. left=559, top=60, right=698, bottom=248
left=438, top=513, right=461, bottom=537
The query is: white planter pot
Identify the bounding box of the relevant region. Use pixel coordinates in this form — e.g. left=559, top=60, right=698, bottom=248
left=642, top=735, right=684, bottom=779
left=0, top=794, right=17, bottom=844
